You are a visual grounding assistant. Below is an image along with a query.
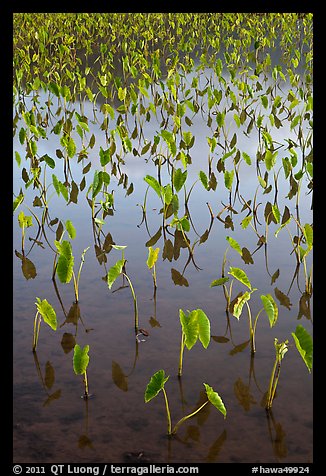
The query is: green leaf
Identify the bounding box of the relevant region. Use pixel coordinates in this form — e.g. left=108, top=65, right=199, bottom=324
left=163, top=184, right=173, bottom=205
left=195, top=309, right=211, bottom=349
left=224, top=170, right=234, bottom=191
left=41, top=154, right=55, bottom=169
left=67, top=137, right=76, bottom=158
left=13, top=191, right=24, bottom=212
left=180, top=309, right=199, bottom=350
left=107, top=258, right=125, bottom=289
left=226, top=236, right=242, bottom=255
left=232, top=291, right=251, bottom=319
left=242, top=152, right=252, bottom=165
left=228, top=267, right=252, bottom=290
left=260, top=294, right=278, bottom=327
left=241, top=215, right=252, bottom=229
left=210, top=277, right=229, bottom=287
left=144, top=175, right=162, bottom=198
left=52, top=174, right=61, bottom=196
left=199, top=170, right=209, bottom=190
left=265, top=150, right=278, bottom=171
left=173, top=168, right=187, bottom=193
left=99, top=147, right=111, bottom=166
left=92, top=170, right=103, bottom=199
left=73, top=344, right=90, bottom=375
left=144, top=369, right=169, bottom=403
left=291, top=325, right=313, bottom=372
left=203, top=383, right=227, bottom=418
left=35, top=297, right=57, bottom=331
left=147, top=247, right=160, bottom=269
left=54, top=240, right=74, bottom=284
left=65, top=220, right=76, bottom=240
left=303, top=223, right=313, bottom=249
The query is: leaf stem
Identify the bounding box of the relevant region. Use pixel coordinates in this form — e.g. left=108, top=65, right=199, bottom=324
left=122, top=272, right=139, bottom=332
left=162, top=387, right=172, bottom=436
left=178, top=332, right=185, bottom=377
left=171, top=400, right=209, bottom=435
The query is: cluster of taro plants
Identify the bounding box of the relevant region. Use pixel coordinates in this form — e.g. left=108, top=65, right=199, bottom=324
left=13, top=13, right=313, bottom=447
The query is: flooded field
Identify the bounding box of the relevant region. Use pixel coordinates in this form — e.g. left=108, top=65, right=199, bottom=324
left=13, top=13, right=313, bottom=464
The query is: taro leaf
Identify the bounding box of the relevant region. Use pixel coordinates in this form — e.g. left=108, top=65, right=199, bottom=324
left=92, top=169, right=103, bottom=199
left=163, top=184, right=172, bottom=205
left=203, top=383, right=227, bottom=418
left=73, top=344, right=90, bottom=375
left=199, top=170, right=209, bottom=190
left=241, top=247, right=254, bottom=264
left=15, top=251, right=37, bottom=280
left=144, top=175, right=162, bottom=198
left=107, top=258, right=125, bottom=289
left=171, top=268, right=189, bottom=287
left=18, top=211, right=33, bottom=229
left=226, top=236, right=242, bottom=255
left=147, top=247, right=160, bottom=269
left=65, top=220, right=76, bottom=239
left=224, top=170, right=234, bottom=190
left=303, top=223, right=313, bottom=250
left=61, top=333, right=76, bottom=354
left=173, top=229, right=188, bottom=259
left=210, top=277, right=229, bottom=287
left=291, top=325, right=313, bottom=372
left=180, top=309, right=199, bottom=350
left=195, top=309, right=211, bottom=348
left=112, top=361, right=128, bottom=392
left=13, top=191, right=24, bottom=212
left=145, top=227, right=162, bottom=247
left=173, top=168, right=187, bottom=193
left=162, top=238, right=174, bottom=261
left=43, top=389, right=62, bottom=407
left=69, top=180, right=79, bottom=204
left=274, top=287, right=292, bottom=310
left=298, top=292, right=311, bottom=320
left=103, top=232, right=115, bottom=252
left=261, top=294, right=278, bottom=327
left=228, top=267, right=252, bottom=290
left=212, top=336, right=230, bottom=344
left=233, top=291, right=251, bottom=319
left=144, top=369, right=169, bottom=403
left=54, top=240, right=74, bottom=284
left=35, top=297, right=57, bottom=331
left=44, top=361, right=55, bottom=390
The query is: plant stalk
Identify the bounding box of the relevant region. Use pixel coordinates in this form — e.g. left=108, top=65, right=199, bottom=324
left=178, top=332, right=185, bottom=377
left=162, top=388, right=172, bottom=436
left=171, top=400, right=209, bottom=435
left=83, top=370, right=89, bottom=399
left=122, top=272, right=139, bottom=332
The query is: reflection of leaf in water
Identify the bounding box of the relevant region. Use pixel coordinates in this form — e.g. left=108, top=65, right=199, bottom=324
left=274, top=287, right=292, bottom=310
left=145, top=227, right=162, bottom=248
left=212, top=336, right=230, bottom=344
left=260, top=391, right=271, bottom=408
left=229, top=340, right=250, bottom=356
left=234, top=377, right=256, bottom=411
left=15, top=251, right=37, bottom=280
left=61, top=333, right=76, bottom=354
left=196, top=390, right=211, bottom=426
left=298, top=292, right=311, bottom=320
left=44, top=361, right=55, bottom=389
left=68, top=180, right=79, bottom=204
left=43, top=389, right=61, bottom=407
left=199, top=229, right=209, bottom=244
left=173, top=230, right=188, bottom=260
left=241, top=247, right=254, bottom=264
left=149, top=316, right=161, bottom=328
left=78, top=434, right=94, bottom=449
left=205, top=429, right=227, bottom=462
left=271, top=269, right=280, bottom=285
left=171, top=268, right=189, bottom=287
left=162, top=238, right=174, bottom=261
left=66, top=302, right=81, bottom=325
left=103, top=232, right=115, bottom=252
left=273, top=422, right=288, bottom=459
left=224, top=215, right=234, bottom=230
left=112, top=361, right=128, bottom=392
left=184, top=425, right=200, bottom=442
left=94, top=244, right=107, bottom=264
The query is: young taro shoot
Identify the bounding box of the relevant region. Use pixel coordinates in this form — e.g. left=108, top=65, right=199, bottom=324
left=146, top=246, right=160, bottom=294
left=144, top=369, right=226, bottom=436
left=33, top=298, right=57, bottom=352
left=73, top=344, right=91, bottom=399
left=265, top=325, right=312, bottom=410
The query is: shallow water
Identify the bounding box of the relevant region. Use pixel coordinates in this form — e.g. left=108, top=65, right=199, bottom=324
left=13, top=70, right=312, bottom=463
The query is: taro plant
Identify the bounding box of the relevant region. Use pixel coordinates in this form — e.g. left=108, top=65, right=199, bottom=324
left=107, top=245, right=139, bottom=333
left=52, top=220, right=90, bottom=303
left=265, top=324, right=313, bottom=410
left=18, top=210, right=33, bottom=255
left=178, top=309, right=210, bottom=377
left=33, top=297, right=57, bottom=352
left=144, top=369, right=226, bottom=436
left=73, top=344, right=91, bottom=399
left=211, top=263, right=278, bottom=354
left=146, top=246, right=160, bottom=293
